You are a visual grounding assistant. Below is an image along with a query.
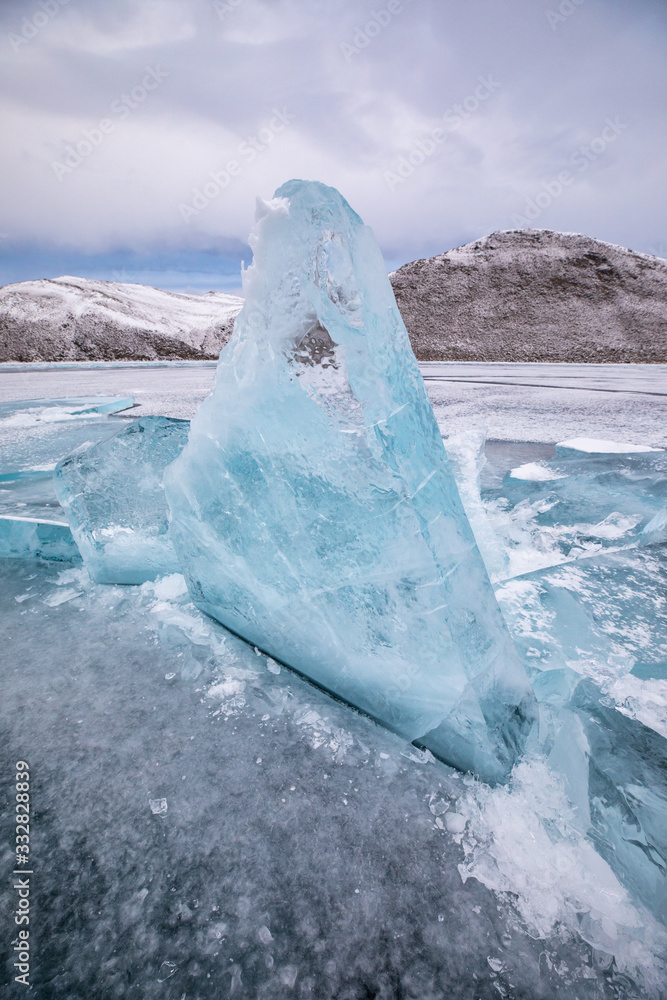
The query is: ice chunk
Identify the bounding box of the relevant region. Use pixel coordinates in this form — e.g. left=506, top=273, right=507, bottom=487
left=0, top=514, right=81, bottom=563
left=495, top=548, right=667, bottom=718
left=165, top=180, right=536, bottom=784
left=457, top=756, right=667, bottom=978
left=55, top=416, right=189, bottom=584
left=484, top=448, right=667, bottom=575
left=641, top=508, right=667, bottom=546
left=605, top=673, right=667, bottom=740
left=43, top=586, right=83, bottom=606
left=508, top=462, right=565, bottom=481
left=444, top=430, right=509, bottom=582
left=570, top=681, right=667, bottom=924
left=496, top=547, right=667, bottom=923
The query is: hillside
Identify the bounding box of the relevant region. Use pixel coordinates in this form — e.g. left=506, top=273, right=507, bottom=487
left=389, top=229, right=667, bottom=362
left=0, top=276, right=244, bottom=362
left=2, top=231, right=666, bottom=363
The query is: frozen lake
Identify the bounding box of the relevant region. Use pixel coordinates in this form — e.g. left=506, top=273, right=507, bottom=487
left=1, top=360, right=666, bottom=446
left=1, top=360, right=666, bottom=999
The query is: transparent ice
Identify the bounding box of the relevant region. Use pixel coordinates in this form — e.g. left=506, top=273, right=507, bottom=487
left=0, top=514, right=79, bottom=562
left=448, top=430, right=667, bottom=580
left=496, top=546, right=667, bottom=924
left=165, top=180, right=536, bottom=784
left=56, top=415, right=189, bottom=584
left=0, top=402, right=133, bottom=478
left=1, top=555, right=665, bottom=998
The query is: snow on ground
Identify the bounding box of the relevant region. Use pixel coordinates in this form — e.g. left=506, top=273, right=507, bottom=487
left=557, top=437, right=662, bottom=453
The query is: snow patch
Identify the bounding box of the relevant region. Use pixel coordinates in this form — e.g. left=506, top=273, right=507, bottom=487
left=557, top=438, right=662, bottom=454
left=509, top=462, right=565, bottom=481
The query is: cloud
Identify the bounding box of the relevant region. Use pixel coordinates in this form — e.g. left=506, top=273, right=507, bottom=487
left=0, top=0, right=666, bottom=290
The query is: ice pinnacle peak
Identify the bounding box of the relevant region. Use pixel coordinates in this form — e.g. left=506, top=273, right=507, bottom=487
left=165, top=179, right=536, bottom=783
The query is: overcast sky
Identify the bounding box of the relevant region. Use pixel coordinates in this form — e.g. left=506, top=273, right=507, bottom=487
left=1, top=0, right=666, bottom=293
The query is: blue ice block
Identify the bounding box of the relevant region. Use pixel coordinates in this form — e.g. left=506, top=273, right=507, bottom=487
left=496, top=547, right=667, bottom=923
left=165, top=180, right=536, bottom=783
left=488, top=449, right=667, bottom=566
left=55, top=416, right=189, bottom=584
left=0, top=515, right=80, bottom=562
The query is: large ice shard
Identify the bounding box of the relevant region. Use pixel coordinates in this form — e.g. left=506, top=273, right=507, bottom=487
left=496, top=546, right=667, bottom=922
left=165, top=180, right=535, bottom=783
left=55, top=416, right=188, bottom=584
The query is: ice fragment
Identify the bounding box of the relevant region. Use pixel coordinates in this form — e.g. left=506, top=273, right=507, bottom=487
left=55, top=416, right=189, bottom=584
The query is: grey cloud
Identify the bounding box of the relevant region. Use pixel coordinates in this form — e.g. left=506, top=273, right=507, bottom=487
left=0, top=0, right=665, bottom=276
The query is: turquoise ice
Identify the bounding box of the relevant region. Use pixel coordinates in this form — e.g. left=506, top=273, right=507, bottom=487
left=0, top=514, right=80, bottom=562
left=165, top=180, right=536, bottom=783
left=496, top=546, right=667, bottom=923
left=55, top=416, right=188, bottom=584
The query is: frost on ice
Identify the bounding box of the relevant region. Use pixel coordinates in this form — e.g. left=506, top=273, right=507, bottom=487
left=165, top=179, right=536, bottom=783
left=55, top=416, right=189, bottom=584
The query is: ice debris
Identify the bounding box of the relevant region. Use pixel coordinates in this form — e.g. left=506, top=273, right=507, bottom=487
left=165, top=179, right=536, bottom=783
left=457, top=758, right=667, bottom=991
left=495, top=547, right=667, bottom=925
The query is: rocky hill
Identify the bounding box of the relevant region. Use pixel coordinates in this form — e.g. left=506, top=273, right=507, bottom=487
left=0, top=276, right=244, bottom=362
left=389, top=229, right=667, bottom=362
left=2, top=231, right=666, bottom=363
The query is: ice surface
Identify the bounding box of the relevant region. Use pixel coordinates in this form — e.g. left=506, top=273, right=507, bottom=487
left=3, top=359, right=664, bottom=442
left=56, top=416, right=189, bottom=584
left=0, top=397, right=133, bottom=478
left=0, top=395, right=134, bottom=417
left=2, top=556, right=665, bottom=998
left=499, top=450, right=666, bottom=558
left=0, top=471, right=63, bottom=521
left=166, top=180, right=536, bottom=784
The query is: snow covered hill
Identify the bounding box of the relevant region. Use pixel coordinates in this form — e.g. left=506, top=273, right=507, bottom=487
left=390, top=230, right=667, bottom=362
left=3, top=231, right=666, bottom=363
left=0, top=276, right=244, bottom=362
